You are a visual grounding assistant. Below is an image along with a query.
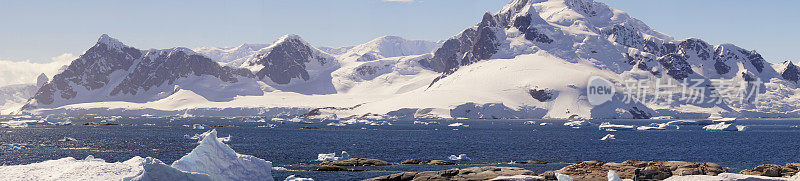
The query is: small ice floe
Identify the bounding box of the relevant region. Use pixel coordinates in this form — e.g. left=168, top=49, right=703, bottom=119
left=316, top=151, right=350, bottom=161
left=650, top=116, right=673, bottom=120
left=369, top=121, right=393, bottom=126
left=59, top=137, right=77, bottom=142
left=600, top=134, right=616, bottom=141
left=192, top=124, right=205, bottom=130
left=326, top=122, right=347, bottom=127
left=284, top=175, right=314, bottom=181
left=0, top=121, right=29, bottom=128
left=703, top=123, right=745, bottom=132
left=413, top=121, right=440, bottom=125
left=186, top=131, right=231, bottom=143
left=599, top=122, right=636, bottom=131
left=636, top=125, right=666, bottom=131
left=564, top=120, right=590, bottom=127
left=2, top=143, right=34, bottom=149
left=101, top=117, right=118, bottom=123
left=523, top=121, right=536, bottom=125
left=258, top=124, right=278, bottom=128
left=43, top=115, right=72, bottom=125
left=555, top=173, right=573, bottom=181
left=271, top=118, right=286, bottom=122
left=539, top=123, right=550, bottom=126
left=448, top=123, right=469, bottom=127
left=272, top=167, right=290, bottom=171
left=448, top=154, right=470, bottom=161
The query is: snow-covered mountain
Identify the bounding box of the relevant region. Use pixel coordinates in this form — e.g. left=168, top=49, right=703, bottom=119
left=17, top=0, right=800, bottom=119
left=22, top=35, right=265, bottom=110
left=336, top=36, right=440, bottom=62
left=0, top=74, right=48, bottom=114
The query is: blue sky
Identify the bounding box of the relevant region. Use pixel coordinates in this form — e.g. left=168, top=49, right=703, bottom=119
left=1, top=0, right=798, bottom=63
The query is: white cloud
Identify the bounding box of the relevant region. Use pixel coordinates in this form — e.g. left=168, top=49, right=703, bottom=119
left=382, top=0, right=414, bottom=2
left=0, top=53, right=77, bottom=87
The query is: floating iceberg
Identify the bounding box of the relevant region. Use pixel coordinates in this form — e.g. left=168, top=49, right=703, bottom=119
left=125, top=157, right=211, bottom=181
left=43, top=115, right=72, bottom=125
left=599, top=122, right=636, bottom=131
left=326, top=122, right=347, bottom=127
left=564, top=120, right=590, bottom=127
left=600, top=134, right=616, bottom=141
left=0, top=121, right=29, bottom=128
left=59, top=137, right=77, bottom=142
left=539, top=123, right=550, bottom=126
left=192, top=124, right=205, bottom=129
left=703, top=123, right=745, bottom=132
left=185, top=131, right=231, bottom=143
left=523, top=121, right=536, bottom=125
left=447, top=122, right=468, bottom=127
left=0, top=129, right=273, bottom=181
left=711, top=118, right=736, bottom=123
left=284, top=175, right=314, bottom=181
left=316, top=151, right=349, bottom=161
left=2, top=143, right=34, bottom=149
left=636, top=126, right=666, bottom=131
left=448, top=154, right=470, bottom=161
left=413, top=121, right=440, bottom=125
left=171, top=130, right=273, bottom=181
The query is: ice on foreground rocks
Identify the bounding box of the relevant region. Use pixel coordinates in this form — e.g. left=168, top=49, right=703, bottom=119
left=555, top=173, right=573, bottom=181
left=316, top=151, right=349, bottom=161
left=172, top=130, right=273, bottom=181
left=0, top=129, right=273, bottom=181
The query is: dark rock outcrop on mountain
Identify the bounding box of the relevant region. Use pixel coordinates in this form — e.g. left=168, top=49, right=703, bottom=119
left=779, top=61, right=800, bottom=82
left=419, top=13, right=502, bottom=74
left=247, top=35, right=335, bottom=85
left=22, top=35, right=257, bottom=109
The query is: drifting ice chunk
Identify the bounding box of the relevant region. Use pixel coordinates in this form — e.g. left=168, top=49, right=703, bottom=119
left=711, top=118, right=736, bottom=123
left=284, top=175, right=314, bottom=181
left=125, top=157, right=211, bottom=181
left=539, top=123, right=550, bottom=126
left=448, top=123, right=469, bottom=127
left=523, top=121, right=536, bottom=125
left=192, top=124, right=205, bottom=130
left=555, top=173, right=573, bottom=181
left=2, top=143, right=34, bottom=149
left=0, top=121, right=29, bottom=128
left=599, top=122, right=636, bottom=131
left=448, top=154, right=470, bottom=161
left=316, top=151, right=349, bottom=161
left=600, top=134, right=616, bottom=141
left=171, top=130, right=273, bottom=181
left=636, top=126, right=666, bottom=131
left=736, top=125, right=748, bottom=131
left=185, top=132, right=231, bottom=143
left=702, top=123, right=741, bottom=131
left=666, top=120, right=712, bottom=126
left=564, top=120, right=590, bottom=127
left=59, top=137, right=77, bottom=142
left=44, top=115, right=72, bottom=125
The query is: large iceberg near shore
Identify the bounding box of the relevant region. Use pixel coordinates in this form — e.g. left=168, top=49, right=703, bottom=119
left=703, top=123, right=746, bottom=131
left=172, top=130, right=273, bottom=181
left=0, top=129, right=273, bottom=181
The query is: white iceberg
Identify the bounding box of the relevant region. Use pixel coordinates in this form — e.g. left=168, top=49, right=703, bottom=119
left=125, top=157, right=211, bottom=181
left=666, top=120, right=712, bottom=126
left=703, top=123, right=744, bottom=131
left=413, top=121, right=440, bottom=125
left=315, top=151, right=349, bottom=161
left=599, top=122, right=636, bottom=131
left=447, top=122, right=469, bottom=127
left=448, top=154, right=470, bottom=161
left=59, top=137, right=77, bottom=142
left=171, top=130, right=273, bottom=181
left=564, top=120, right=590, bottom=127
left=284, top=175, right=314, bottom=181
left=0, top=121, right=29, bottom=128
left=539, top=123, right=550, bottom=126
left=43, top=115, right=72, bottom=125
left=2, top=143, right=34, bottom=149
left=185, top=132, right=231, bottom=143
left=0, top=156, right=146, bottom=180
left=600, top=134, right=616, bottom=141
left=523, top=121, right=536, bottom=125
left=711, top=118, right=736, bottom=123
left=636, top=126, right=666, bottom=131
left=192, top=124, right=205, bottom=130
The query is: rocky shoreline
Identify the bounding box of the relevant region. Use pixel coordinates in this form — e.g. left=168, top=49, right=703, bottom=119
left=305, top=158, right=800, bottom=181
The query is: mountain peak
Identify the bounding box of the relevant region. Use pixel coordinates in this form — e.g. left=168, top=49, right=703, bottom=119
left=96, top=34, right=127, bottom=49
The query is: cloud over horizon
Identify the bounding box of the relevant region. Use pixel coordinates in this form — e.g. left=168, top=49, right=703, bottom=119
left=0, top=53, right=76, bottom=87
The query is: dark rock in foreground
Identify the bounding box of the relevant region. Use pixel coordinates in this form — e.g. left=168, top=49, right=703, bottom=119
left=549, top=160, right=726, bottom=180
left=365, top=166, right=535, bottom=181
left=400, top=159, right=424, bottom=164
left=739, top=163, right=799, bottom=178
left=320, top=158, right=390, bottom=167
left=317, top=165, right=352, bottom=172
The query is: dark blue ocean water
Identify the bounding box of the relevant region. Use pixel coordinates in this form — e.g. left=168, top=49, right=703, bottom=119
left=1, top=117, right=799, bottom=180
